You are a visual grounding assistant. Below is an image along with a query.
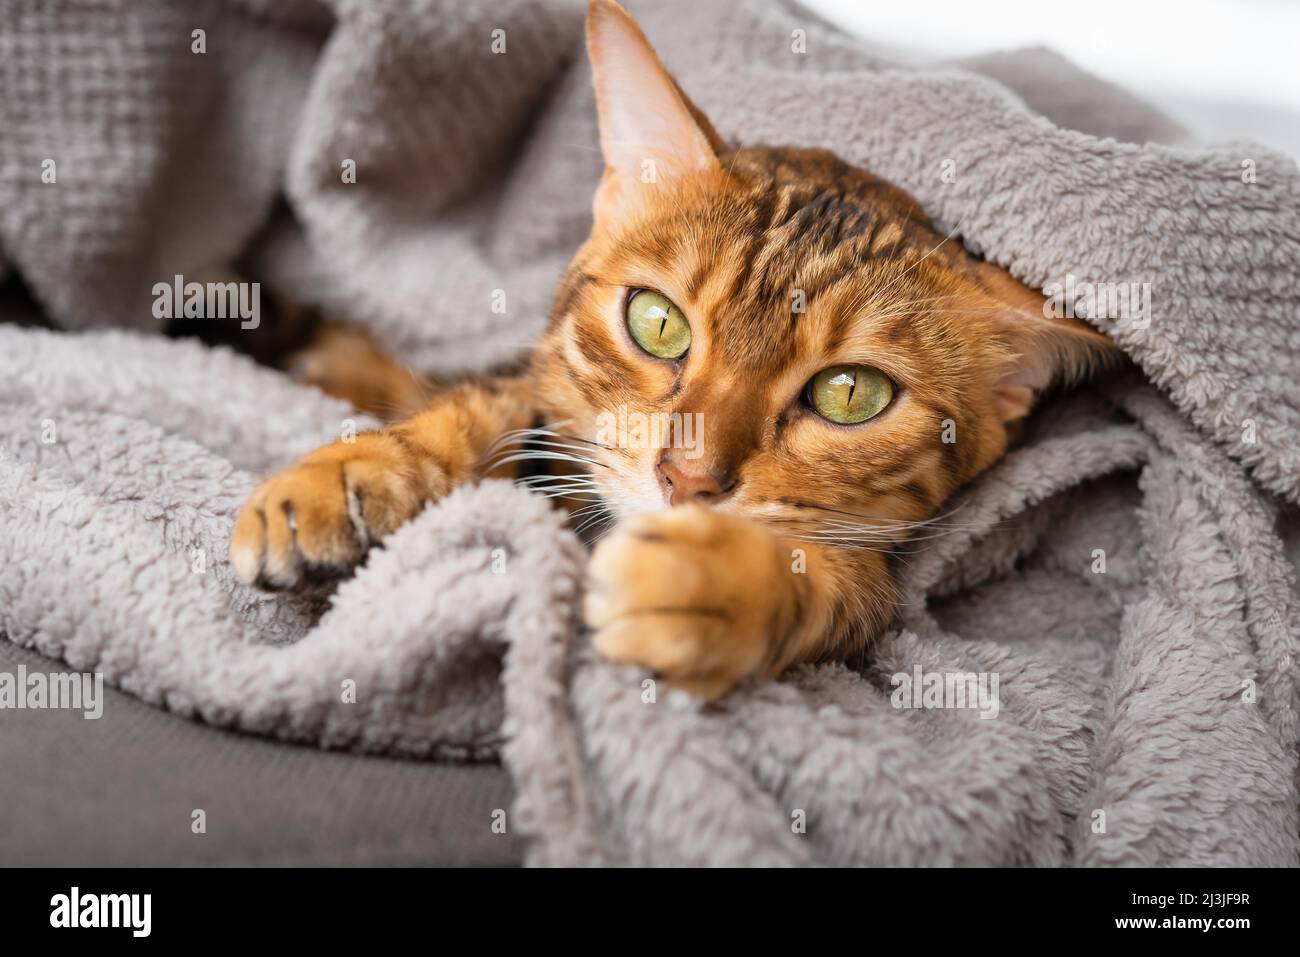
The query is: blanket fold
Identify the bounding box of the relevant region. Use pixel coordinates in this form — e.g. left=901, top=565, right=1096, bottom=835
left=1, top=0, right=1297, bottom=865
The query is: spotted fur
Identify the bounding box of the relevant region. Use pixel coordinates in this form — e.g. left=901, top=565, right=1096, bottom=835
left=231, top=0, right=1116, bottom=699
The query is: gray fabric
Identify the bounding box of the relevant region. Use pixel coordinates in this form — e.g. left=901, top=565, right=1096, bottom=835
left=0, top=640, right=522, bottom=866
left=1, top=0, right=1297, bottom=866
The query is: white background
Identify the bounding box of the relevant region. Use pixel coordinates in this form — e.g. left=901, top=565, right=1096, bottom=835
left=805, top=0, right=1300, bottom=159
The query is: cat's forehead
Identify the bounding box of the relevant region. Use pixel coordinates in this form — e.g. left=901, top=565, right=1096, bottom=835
left=601, top=147, right=968, bottom=366
left=625, top=148, right=952, bottom=289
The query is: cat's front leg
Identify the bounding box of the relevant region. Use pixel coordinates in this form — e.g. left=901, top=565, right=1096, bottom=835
left=584, top=505, right=880, bottom=699
left=230, top=374, right=535, bottom=589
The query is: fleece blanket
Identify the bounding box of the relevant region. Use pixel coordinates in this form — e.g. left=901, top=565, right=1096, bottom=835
left=1, top=0, right=1298, bottom=866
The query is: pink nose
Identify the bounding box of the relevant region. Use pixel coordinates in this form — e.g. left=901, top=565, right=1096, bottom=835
left=656, top=458, right=733, bottom=506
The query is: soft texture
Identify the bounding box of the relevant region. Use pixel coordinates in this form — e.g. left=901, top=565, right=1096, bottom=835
left=1, top=0, right=1297, bottom=866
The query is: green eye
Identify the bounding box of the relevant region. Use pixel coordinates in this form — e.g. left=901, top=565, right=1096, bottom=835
left=626, top=290, right=691, bottom=360
left=806, top=365, right=894, bottom=424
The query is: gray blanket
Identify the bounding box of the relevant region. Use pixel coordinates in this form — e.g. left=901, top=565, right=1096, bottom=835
left=1, top=0, right=1298, bottom=866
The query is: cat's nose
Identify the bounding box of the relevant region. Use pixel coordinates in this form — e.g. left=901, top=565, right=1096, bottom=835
left=656, top=455, right=735, bottom=506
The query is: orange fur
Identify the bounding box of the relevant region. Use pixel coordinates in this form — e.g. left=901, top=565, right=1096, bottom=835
left=231, top=0, right=1118, bottom=698
left=287, top=321, right=434, bottom=421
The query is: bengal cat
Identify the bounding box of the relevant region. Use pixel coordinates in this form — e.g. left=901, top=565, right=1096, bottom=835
left=231, top=0, right=1116, bottom=699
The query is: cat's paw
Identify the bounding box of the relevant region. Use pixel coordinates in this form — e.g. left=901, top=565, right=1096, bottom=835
left=229, top=434, right=445, bottom=589
left=583, top=505, right=791, bottom=700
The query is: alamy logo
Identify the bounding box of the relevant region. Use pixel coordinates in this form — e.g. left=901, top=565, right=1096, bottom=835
left=594, top=404, right=704, bottom=460
left=0, top=667, right=103, bottom=719
left=50, top=887, right=151, bottom=937
left=1042, top=273, right=1151, bottom=330
left=890, top=665, right=1000, bottom=719
left=151, top=274, right=260, bottom=329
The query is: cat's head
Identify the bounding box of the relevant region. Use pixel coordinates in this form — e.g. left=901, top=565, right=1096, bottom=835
left=533, top=0, right=1116, bottom=536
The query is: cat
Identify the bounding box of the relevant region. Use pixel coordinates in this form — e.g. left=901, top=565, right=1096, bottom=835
left=230, top=0, right=1117, bottom=700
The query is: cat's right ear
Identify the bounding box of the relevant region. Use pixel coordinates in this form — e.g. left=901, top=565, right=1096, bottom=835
left=586, top=0, right=724, bottom=219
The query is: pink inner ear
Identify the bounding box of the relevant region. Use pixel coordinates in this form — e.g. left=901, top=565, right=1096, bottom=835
left=993, top=355, right=1052, bottom=422
left=993, top=382, right=1037, bottom=421
left=587, top=0, right=718, bottom=184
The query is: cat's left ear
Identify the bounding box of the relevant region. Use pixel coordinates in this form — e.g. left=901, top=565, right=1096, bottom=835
left=586, top=0, right=726, bottom=218
left=976, top=263, right=1122, bottom=422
